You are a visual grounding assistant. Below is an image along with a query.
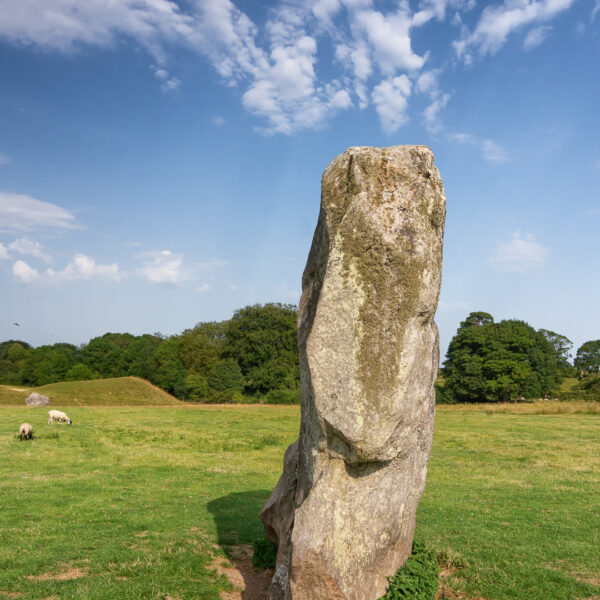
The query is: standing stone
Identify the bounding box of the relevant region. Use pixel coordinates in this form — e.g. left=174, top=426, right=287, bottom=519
left=26, top=392, right=50, bottom=406
left=261, top=146, right=446, bottom=600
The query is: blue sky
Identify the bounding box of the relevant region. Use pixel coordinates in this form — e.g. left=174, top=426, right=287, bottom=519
left=0, top=0, right=599, bottom=359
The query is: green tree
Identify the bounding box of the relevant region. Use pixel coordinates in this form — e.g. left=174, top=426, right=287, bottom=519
left=444, top=312, right=558, bottom=403
left=184, top=374, right=209, bottom=400
left=7, top=342, right=28, bottom=363
left=152, top=338, right=187, bottom=397
left=539, top=329, right=574, bottom=377
left=20, top=343, right=81, bottom=386
left=207, top=359, right=244, bottom=393
left=178, top=322, right=225, bottom=377
left=65, top=363, right=95, bottom=381
left=223, top=303, right=299, bottom=394
left=574, top=340, right=600, bottom=374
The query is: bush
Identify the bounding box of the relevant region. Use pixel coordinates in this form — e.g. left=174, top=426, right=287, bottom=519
left=380, top=541, right=439, bottom=600
left=559, top=373, right=600, bottom=401
left=184, top=374, right=208, bottom=401
left=434, top=383, right=455, bottom=404
left=65, top=363, right=95, bottom=381
left=205, top=390, right=245, bottom=404
left=262, top=387, right=300, bottom=404
left=252, top=537, right=277, bottom=569
left=207, top=359, right=244, bottom=394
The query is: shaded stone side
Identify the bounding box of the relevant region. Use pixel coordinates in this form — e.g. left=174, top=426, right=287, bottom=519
left=261, top=145, right=446, bottom=600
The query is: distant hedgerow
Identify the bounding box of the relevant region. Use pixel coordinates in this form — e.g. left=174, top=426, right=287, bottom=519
left=380, top=541, right=439, bottom=600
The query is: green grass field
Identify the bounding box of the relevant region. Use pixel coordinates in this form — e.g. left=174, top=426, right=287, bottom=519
left=1, top=402, right=598, bottom=599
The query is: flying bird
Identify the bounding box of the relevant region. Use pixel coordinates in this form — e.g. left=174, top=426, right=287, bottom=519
left=13, top=323, right=20, bottom=326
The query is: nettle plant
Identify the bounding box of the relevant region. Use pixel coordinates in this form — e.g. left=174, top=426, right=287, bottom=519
left=380, top=541, right=440, bottom=600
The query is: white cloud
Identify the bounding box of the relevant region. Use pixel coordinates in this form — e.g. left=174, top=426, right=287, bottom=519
left=438, top=300, right=474, bottom=312
left=0, top=243, right=10, bottom=260
left=455, top=0, right=575, bottom=60
left=371, top=75, right=411, bottom=133
left=48, top=254, right=120, bottom=281
left=276, top=283, right=300, bottom=302
left=593, top=0, right=600, bottom=21
left=13, top=254, right=121, bottom=283
left=8, top=238, right=51, bottom=263
left=523, top=25, right=552, bottom=49
left=481, top=139, right=510, bottom=163
left=212, top=116, right=226, bottom=126
left=137, top=249, right=187, bottom=284
left=0, top=0, right=431, bottom=134
left=13, top=260, right=39, bottom=283
left=197, top=283, right=213, bottom=293
left=0, top=0, right=194, bottom=54
left=358, top=9, right=427, bottom=74
left=490, top=232, right=550, bottom=273
left=0, top=192, right=78, bottom=232
left=151, top=65, right=181, bottom=92
left=424, top=93, right=450, bottom=134
left=450, top=132, right=510, bottom=163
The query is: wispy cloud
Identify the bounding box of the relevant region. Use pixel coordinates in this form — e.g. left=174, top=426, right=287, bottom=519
left=450, top=132, right=510, bottom=163
left=8, top=238, right=51, bottom=263
left=592, top=0, right=600, bottom=21
left=523, top=25, right=552, bottom=49
left=455, top=0, right=576, bottom=61
left=438, top=300, right=474, bottom=312
left=0, top=192, right=78, bottom=232
left=0, top=242, right=10, bottom=260
left=0, top=152, right=10, bottom=165
left=12, top=254, right=120, bottom=283
left=137, top=249, right=188, bottom=284
left=152, top=65, right=181, bottom=92
left=276, top=283, right=300, bottom=302
left=490, top=232, right=550, bottom=273
left=0, top=0, right=578, bottom=136
left=197, top=283, right=213, bottom=293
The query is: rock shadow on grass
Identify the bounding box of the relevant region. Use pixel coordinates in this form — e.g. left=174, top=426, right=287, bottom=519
left=207, top=490, right=274, bottom=600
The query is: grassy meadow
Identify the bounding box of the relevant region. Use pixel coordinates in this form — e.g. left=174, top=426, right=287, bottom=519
left=1, top=396, right=599, bottom=599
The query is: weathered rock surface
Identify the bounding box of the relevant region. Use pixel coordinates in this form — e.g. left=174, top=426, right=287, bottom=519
left=261, top=146, right=446, bottom=600
left=26, top=392, right=50, bottom=406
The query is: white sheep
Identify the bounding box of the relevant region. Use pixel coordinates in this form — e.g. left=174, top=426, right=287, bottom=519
left=47, top=410, right=72, bottom=425
left=18, top=422, right=34, bottom=440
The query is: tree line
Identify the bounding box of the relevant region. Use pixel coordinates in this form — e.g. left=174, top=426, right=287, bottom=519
left=0, top=303, right=300, bottom=403
left=1, top=305, right=598, bottom=404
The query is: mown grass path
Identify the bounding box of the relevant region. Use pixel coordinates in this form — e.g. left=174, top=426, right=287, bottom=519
left=1, top=405, right=598, bottom=599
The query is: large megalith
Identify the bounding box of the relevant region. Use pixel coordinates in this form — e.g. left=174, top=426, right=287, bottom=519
left=261, top=146, right=446, bottom=600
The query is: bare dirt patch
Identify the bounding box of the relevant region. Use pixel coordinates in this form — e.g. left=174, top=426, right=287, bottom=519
left=211, top=545, right=273, bottom=600
left=26, top=565, right=88, bottom=581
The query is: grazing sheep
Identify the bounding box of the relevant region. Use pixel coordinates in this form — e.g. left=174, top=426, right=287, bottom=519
left=19, top=422, right=34, bottom=440
left=47, top=410, right=72, bottom=425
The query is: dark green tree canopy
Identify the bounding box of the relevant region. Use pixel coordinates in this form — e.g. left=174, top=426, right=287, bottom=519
left=574, top=340, right=600, bottom=373
left=223, top=303, right=299, bottom=394
left=444, top=313, right=559, bottom=403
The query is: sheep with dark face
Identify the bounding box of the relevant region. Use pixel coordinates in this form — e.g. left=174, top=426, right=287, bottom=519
left=47, top=410, right=72, bottom=425
left=19, top=422, right=34, bottom=440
